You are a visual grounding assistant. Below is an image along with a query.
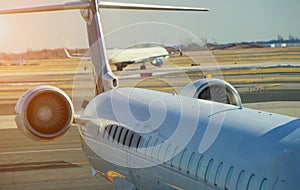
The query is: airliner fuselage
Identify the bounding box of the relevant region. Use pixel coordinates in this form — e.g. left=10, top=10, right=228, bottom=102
left=77, top=87, right=300, bottom=190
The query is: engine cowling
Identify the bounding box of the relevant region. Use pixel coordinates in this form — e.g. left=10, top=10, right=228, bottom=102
left=151, top=57, right=164, bottom=67
left=15, top=86, right=74, bottom=141
left=179, top=78, right=243, bottom=108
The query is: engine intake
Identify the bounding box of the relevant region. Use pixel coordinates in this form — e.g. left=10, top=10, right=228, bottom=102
left=151, top=57, right=164, bottom=67
left=15, top=86, right=74, bottom=141
left=180, top=78, right=243, bottom=108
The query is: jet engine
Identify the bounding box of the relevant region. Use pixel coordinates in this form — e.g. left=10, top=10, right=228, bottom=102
left=179, top=78, right=243, bottom=108
left=151, top=57, right=164, bottom=67
left=15, top=86, right=74, bottom=141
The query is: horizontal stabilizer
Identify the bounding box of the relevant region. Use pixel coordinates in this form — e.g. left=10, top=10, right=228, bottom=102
left=0, top=1, right=89, bottom=14
left=99, top=1, right=209, bottom=12
left=0, top=1, right=208, bottom=14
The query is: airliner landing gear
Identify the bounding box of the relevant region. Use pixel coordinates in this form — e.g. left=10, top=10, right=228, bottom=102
left=116, top=64, right=123, bottom=71
left=140, top=63, right=146, bottom=70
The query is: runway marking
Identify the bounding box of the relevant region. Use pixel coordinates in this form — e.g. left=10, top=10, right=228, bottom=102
left=0, top=148, right=82, bottom=155
left=0, top=161, right=89, bottom=173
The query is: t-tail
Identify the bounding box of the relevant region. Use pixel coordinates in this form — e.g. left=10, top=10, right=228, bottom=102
left=84, top=0, right=117, bottom=94
left=0, top=0, right=208, bottom=95
left=0, top=1, right=208, bottom=141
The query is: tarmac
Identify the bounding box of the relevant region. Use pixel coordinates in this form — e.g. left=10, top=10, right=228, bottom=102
left=0, top=57, right=299, bottom=189
left=0, top=101, right=299, bottom=190
left=0, top=126, right=114, bottom=190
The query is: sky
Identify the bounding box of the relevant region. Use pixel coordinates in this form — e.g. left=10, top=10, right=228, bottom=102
left=0, top=0, right=299, bottom=53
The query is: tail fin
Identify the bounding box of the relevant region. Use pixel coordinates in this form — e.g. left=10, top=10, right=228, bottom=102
left=85, top=0, right=117, bottom=94
left=64, top=48, right=73, bottom=59
left=0, top=0, right=209, bottom=94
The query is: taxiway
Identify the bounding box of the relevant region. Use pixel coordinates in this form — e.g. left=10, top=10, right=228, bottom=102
left=0, top=51, right=299, bottom=189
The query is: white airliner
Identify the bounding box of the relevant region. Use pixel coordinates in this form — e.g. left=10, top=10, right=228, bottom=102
left=1, top=1, right=300, bottom=190
left=64, top=46, right=169, bottom=71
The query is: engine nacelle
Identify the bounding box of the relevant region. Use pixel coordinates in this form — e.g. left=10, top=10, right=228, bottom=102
left=179, top=78, right=243, bottom=108
left=151, top=57, right=164, bottom=67
left=15, top=86, right=74, bottom=141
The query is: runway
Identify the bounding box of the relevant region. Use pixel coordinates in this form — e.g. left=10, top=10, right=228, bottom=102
left=1, top=101, right=299, bottom=190
left=0, top=126, right=114, bottom=190
left=0, top=49, right=299, bottom=189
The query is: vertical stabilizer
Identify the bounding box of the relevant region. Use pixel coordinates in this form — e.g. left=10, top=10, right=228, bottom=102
left=0, top=0, right=208, bottom=95
left=82, top=0, right=118, bottom=94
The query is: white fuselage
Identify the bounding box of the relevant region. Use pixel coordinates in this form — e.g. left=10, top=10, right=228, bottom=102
left=77, top=87, right=300, bottom=190
left=108, top=47, right=169, bottom=64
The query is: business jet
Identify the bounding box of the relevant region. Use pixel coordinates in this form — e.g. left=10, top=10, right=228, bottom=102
left=64, top=46, right=169, bottom=71
left=1, top=1, right=299, bottom=190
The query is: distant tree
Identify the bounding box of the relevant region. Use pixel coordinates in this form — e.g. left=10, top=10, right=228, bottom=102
left=0, top=48, right=88, bottom=60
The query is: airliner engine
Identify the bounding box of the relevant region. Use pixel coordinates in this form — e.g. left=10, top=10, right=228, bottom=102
left=151, top=57, right=164, bottom=67
left=180, top=78, right=243, bottom=108
left=15, top=86, right=74, bottom=141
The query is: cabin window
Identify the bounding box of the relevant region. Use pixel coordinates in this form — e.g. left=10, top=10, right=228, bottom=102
left=259, top=178, right=267, bottom=190
left=144, top=136, right=153, bottom=155
left=151, top=139, right=159, bottom=159
left=156, top=141, right=164, bottom=161
left=195, top=156, right=204, bottom=178
left=110, top=125, right=117, bottom=142
left=108, top=125, right=115, bottom=141
left=204, top=159, right=214, bottom=183
left=163, top=144, right=172, bottom=164
left=112, top=126, right=119, bottom=142
left=129, top=133, right=141, bottom=149
left=214, top=162, right=223, bottom=186
left=136, top=136, right=142, bottom=149
left=124, top=131, right=133, bottom=147
left=246, top=174, right=255, bottom=190
left=145, top=136, right=152, bottom=148
left=235, top=170, right=245, bottom=190
left=128, top=133, right=134, bottom=147
left=103, top=125, right=112, bottom=138
left=179, top=149, right=187, bottom=171
left=171, top=146, right=179, bottom=167
left=102, top=125, right=143, bottom=148
left=186, top=152, right=195, bottom=174
left=117, top=128, right=124, bottom=144
left=225, top=166, right=234, bottom=190
left=122, top=130, right=129, bottom=146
